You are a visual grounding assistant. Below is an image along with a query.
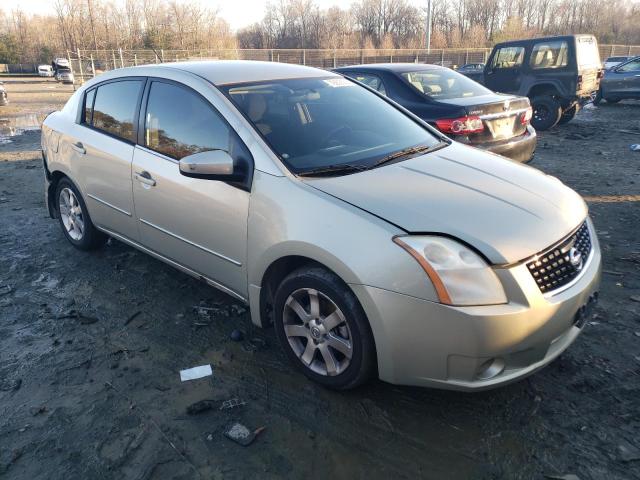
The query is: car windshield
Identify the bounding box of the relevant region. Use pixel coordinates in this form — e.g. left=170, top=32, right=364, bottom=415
left=221, top=77, right=441, bottom=174
left=401, top=68, right=491, bottom=100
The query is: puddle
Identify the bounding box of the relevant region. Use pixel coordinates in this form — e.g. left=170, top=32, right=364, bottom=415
left=0, top=113, right=47, bottom=143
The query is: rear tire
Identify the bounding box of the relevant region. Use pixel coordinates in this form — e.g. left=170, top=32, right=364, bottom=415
left=273, top=266, right=376, bottom=390
left=558, top=104, right=578, bottom=125
left=531, top=95, right=562, bottom=130
left=55, top=178, right=107, bottom=251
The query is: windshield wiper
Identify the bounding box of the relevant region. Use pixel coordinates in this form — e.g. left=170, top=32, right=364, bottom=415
left=372, top=141, right=448, bottom=169
left=297, top=163, right=369, bottom=177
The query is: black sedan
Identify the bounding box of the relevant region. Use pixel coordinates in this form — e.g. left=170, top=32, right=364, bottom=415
left=334, top=64, right=536, bottom=163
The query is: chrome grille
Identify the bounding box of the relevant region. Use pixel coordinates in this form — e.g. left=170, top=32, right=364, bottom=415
left=526, top=222, right=592, bottom=294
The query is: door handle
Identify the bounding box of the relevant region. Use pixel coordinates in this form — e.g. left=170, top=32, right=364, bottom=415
left=71, top=141, right=85, bottom=154
left=135, top=171, right=156, bottom=187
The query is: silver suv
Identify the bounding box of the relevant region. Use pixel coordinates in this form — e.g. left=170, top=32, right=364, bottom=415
left=41, top=61, right=601, bottom=390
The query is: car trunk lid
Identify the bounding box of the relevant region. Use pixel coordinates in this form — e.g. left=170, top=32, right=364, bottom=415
left=437, top=94, right=530, bottom=145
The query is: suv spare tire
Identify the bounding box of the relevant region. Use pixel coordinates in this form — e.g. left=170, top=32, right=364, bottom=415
left=531, top=96, right=562, bottom=130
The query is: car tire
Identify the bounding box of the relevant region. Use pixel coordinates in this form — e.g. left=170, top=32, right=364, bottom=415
left=273, top=266, right=376, bottom=390
left=531, top=96, right=562, bottom=130
left=55, top=178, right=107, bottom=251
left=558, top=105, right=578, bottom=125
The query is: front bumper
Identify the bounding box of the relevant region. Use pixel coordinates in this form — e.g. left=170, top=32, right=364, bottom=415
left=351, top=221, right=601, bottom=391
left=482, top=125, right=537, bottom=163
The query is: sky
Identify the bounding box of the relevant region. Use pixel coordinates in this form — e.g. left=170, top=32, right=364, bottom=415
left=0, top=0, right=371, bottom=31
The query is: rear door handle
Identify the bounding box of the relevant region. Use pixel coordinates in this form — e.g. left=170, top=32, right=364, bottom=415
left=71, top=141, right=85, bottom=154
left=135, top=171, right=156, bottom=187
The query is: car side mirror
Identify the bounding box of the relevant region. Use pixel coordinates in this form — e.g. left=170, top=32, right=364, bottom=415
left=179, top=150, right=235, bottom=179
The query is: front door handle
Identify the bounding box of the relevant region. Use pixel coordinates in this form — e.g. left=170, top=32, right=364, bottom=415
left=71, top=141, right=85, bottom=154
left=135, top=171, right=156, bottom=187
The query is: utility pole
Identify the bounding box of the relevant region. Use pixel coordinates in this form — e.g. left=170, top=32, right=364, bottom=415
left=426, top=0, right=432, bottom=53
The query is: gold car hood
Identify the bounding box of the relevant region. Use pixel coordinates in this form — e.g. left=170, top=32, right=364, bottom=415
left=304, top=142, right=587, bottom=265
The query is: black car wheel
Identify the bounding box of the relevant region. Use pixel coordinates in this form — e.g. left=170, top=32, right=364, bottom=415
left=558, top=105, right=578, bottom=125
left=531, top=96, right=562, bottom=130
left=273, top=266, right=376, bottom=390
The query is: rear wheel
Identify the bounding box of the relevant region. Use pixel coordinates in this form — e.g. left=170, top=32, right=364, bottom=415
left=273, top=266, right=376, bottom=390
left=531, top=95, right=562, bottom=130
left=558, top=104, right=578, bottom=125
left=56, top=178, right=107, bottom=251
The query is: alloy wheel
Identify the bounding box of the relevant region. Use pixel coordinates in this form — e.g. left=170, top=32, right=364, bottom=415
left=59, top=187, right=85, bottom=241
left=283, top=288, right=353, bottom=376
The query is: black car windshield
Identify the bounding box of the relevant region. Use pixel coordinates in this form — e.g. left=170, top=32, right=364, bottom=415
left=221, top=77, right=441, bottom=174
left=401, top=68, right=492, bottom=100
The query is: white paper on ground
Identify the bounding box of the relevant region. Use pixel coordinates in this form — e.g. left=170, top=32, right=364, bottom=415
left=180, top=364, right=213, bottom=382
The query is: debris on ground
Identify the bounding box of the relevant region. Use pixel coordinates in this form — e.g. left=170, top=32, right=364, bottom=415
left=630, top=144, right=640, bottom=151
left=219, top=398, right=247, bottom=410
left=224, top=423, right=266, bottom=446
left=186, top=399, right=217, bottom=415
left=179, top=364, right=213, bottom=382
left=124, top=310, right=142, bottom=326
left=230, top=329, right=244, bottom=342
left=242, top=337, right=267, bottom=353
left=618, top=443, right=640, bottom=462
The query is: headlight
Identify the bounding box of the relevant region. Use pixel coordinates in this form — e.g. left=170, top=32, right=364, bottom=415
left=393, top=235, right=507, bottom=306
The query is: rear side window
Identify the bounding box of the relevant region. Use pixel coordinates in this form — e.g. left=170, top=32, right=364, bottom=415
left=347, top=73, right=386, bottom=95
left=144, top=81, right=251, bottom=163
left=91, top=80, right=143, bottom=142
left=83, top=88, right=96, bottom=125
left=491, top=46, right=525, bottom=69
left=618, top=60, right=640, bottom=72
left=530, top=41, right=569, bottom=69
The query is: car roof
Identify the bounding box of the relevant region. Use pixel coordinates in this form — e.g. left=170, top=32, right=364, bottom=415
left=160, top=60, right=338, bottom=85
left=493, top=34, right=594, bottom=48
left=335, top=63, right=448, bottom=73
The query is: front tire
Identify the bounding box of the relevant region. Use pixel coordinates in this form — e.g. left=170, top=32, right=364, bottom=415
left=273, top=266, right=376, bottom=390
left=531, top=95, right=562, bottom=130
left=55, top=178, right=107, bottom=251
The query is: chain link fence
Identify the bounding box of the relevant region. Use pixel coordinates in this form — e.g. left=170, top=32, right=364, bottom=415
left=3, top=44, right=639, bottom=78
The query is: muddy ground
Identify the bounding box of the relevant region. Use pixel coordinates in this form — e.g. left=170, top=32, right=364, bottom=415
left=0, top=77, right=639, bottom=480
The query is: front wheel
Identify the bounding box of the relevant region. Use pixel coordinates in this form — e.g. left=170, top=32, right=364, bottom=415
left=273, top=266, right=376, bottom=390
left=531, top=95, right=562, bottom=130
left=56, top=178, right=107, bottom=250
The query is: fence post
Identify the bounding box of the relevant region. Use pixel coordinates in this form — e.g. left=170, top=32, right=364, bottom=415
left=465, top=49, right=469, bottom=64
left=333, top=50, right=336, bottom=68
left=441, top=49, right=444, bottom=64
left=118, top=48, right=124, bottom=68
left=161, top=49, right=165, bottom=62
left=90, top=54, right=95, bottom=77
left=302, top=49, right=306, bottom=65
left=134, top=54, right=137, bottom=66
left=77, top=49, right=84, bottom=83
left=112, top=51, right=117, bottom=70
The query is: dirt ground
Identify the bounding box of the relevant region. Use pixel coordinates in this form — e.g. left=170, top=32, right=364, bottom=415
left=1, top=77, right=639, bottom=480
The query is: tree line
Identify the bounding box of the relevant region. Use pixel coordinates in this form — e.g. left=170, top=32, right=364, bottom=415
left=1, top=0, right=639, bottom=64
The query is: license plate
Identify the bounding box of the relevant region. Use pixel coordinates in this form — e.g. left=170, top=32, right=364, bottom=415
left=488, top=117, right=515, bottom=138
